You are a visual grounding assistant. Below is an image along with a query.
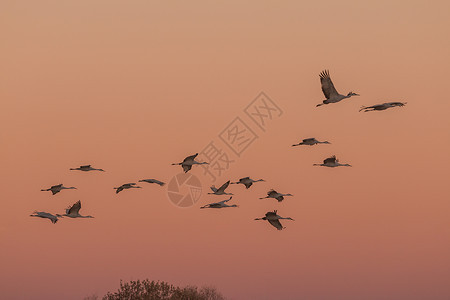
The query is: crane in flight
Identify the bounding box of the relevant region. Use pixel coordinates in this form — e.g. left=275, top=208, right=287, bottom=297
left=30, top=211, right=63, bottom=224
left=208, top=180, right=233, bottom=195
left=313, top=155, right=352, bottom=167
left=63, top=200, right=94, bottom=218
left=41, top=184, right=77, bottom=195
left=70, top=165, right=105, bottom=172
left=138, top=179, right=165, bottom=186
left=200, top=196, right=238, bottom=209
left=231, top=177, right=264, bottom=189
left=292, top=138, right=330, bottom=146
left=255, top=210, right=294, bottom=230
left=359, top=101, right=407, bottom=112
left=114, top=183, right=142, bottom=194
left=259, top=189, right=293, bottom=202
left=172, top=153, right=208, bottom=173
left=316, top=70, right=359, bottom=107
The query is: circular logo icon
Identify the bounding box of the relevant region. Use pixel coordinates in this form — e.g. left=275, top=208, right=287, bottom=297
left=167, top=173, right=202, bottom=208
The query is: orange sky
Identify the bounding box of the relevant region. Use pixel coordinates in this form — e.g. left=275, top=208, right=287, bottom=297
left=1, top=1, right=450, bottom=299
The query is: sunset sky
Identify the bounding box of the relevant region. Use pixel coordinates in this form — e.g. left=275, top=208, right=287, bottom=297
left=1, top=1, right=450, bottom=299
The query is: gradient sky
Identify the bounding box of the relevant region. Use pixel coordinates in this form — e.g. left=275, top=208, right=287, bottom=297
left=1, top=1, right=450, bottom=299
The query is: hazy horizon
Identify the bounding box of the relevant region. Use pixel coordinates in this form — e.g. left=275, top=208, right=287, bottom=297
left=1, top=1, right=450, bottom=299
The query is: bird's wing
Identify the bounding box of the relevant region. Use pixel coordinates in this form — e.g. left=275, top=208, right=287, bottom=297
left=35, top=212, right=58, bottom=223
left=183, top=153, right=198, bottom=163
left=52, top=184, right=63, bottom=188
left=244, top=182, right=253, bottom=189
left=276, top=195, right=284, bottom=202
left=320, top=70, right=339, bottom=99
left=219, top=196, right=232, bottom=204
left=210, top=186, right=218, bottom=192
left=80, top=165, right=91, bottom=168
left=182, top=164, right=192, bottom=173
left=36, top=212, right=51, bottom=218
left=268, top=219, right=284, bottom=230
left=240, top=177, right=250, bottom=181
left=116, top=186, right=124, bottom=194
left=265, top=211, right=277, bottom=218
left=324, top=155, right=336, bottom=164
left=303, top=138, right=315, bottom=143
left=149, top=179, right=165, bottom=186
left=268, top=190, right=277, bottom=196
left=218, top=181, right=230, bottom=192
left=67, top=201, right=81, bottom=215
left=386, top=102, right=405, bottom=106
left=51, top=189, right=60, bottom=195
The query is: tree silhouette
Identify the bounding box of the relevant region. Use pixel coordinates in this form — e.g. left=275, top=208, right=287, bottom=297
left=102, top=279, right=225, bottom=300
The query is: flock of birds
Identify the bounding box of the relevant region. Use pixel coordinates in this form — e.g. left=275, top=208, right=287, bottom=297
left=31, top=70, right=406, bottom=230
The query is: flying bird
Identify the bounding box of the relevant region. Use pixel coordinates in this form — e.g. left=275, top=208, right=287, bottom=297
left=200, top=196, right=238, bottom=209
left=313, top=155, right=352, bottom=167
left=208, top=180, right=233, bottom=195
left=255, top=210, right=294, bottom=230
left=138, top=179, right=165, bottom=186
left=359, top=102, right=407, bottom=112
left=30, top=211, right=63, bottom=224
left=41, top=184, right=77, bottom=195
left=259, top=190, right=293, bottom=202
left=70, top=165, right=105, bottom=172
left=292, top=138, right=331, bottom=146
left=63, top=200, right=94, bottom=218
left=172, top=153, right=208, bottom=173
left=114, top=183, right=142, bottom=194
left=231, top=177, right=265, bottom=189
left=316, top=70, right=359, bottom=107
